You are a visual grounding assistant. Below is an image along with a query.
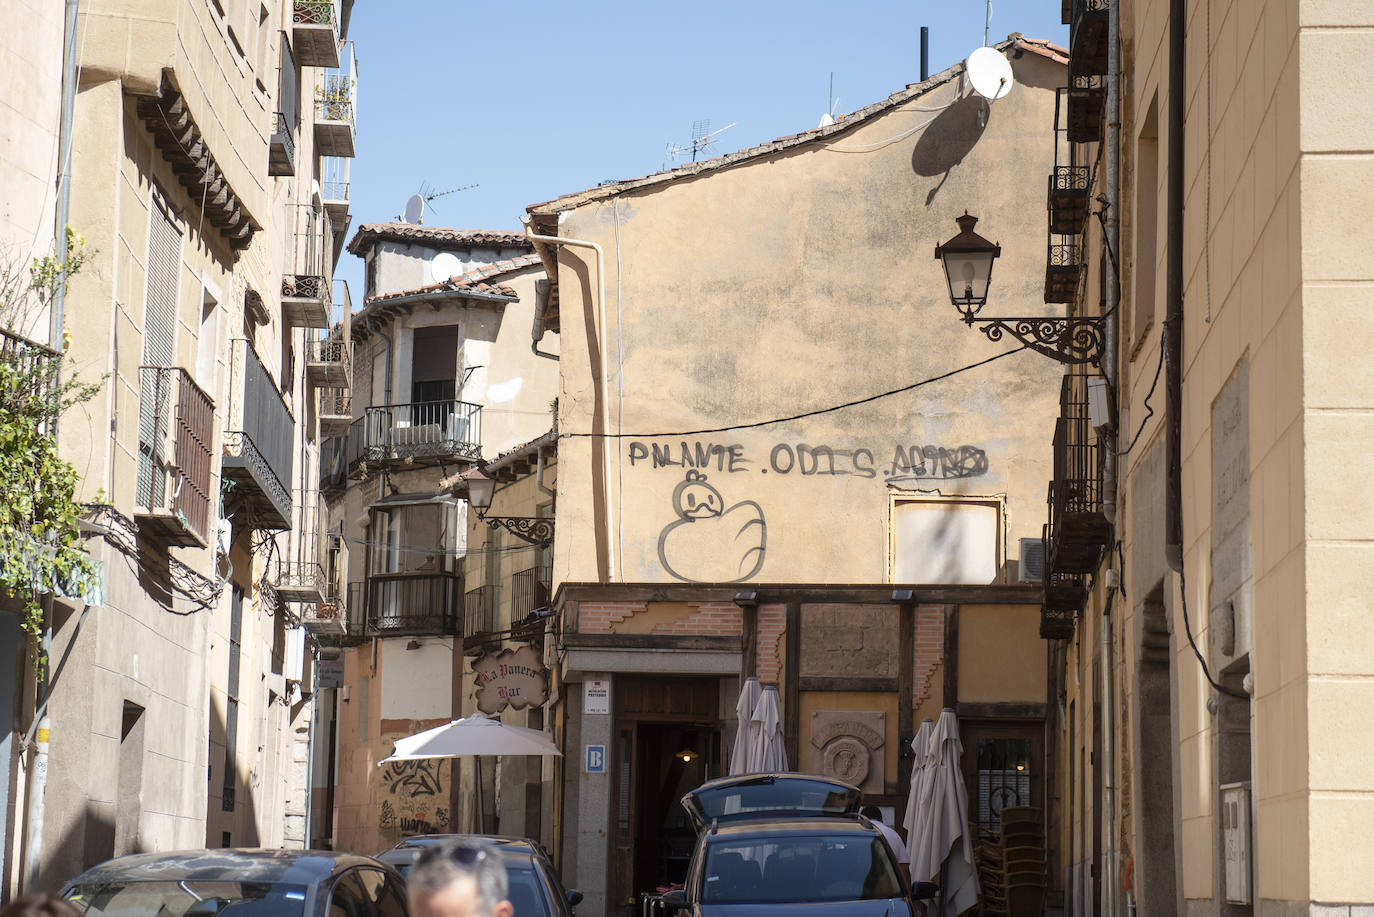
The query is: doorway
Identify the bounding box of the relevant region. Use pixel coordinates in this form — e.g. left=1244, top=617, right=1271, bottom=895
left=634, top=724, right=719, bottom=896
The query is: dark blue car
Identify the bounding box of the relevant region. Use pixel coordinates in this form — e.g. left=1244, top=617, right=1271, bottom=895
left=62, top=848, right=408, bottom=917
left=660, top=774, right=932, bottom=916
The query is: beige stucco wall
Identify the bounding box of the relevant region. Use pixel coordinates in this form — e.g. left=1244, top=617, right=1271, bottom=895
left=0, top=0, right=63, bottom=337
left=542, top=51, right=1067, bottom=589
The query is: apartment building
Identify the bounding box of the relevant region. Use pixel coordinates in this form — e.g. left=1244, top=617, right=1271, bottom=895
left=0, top=0, right=359, bottom=894
left=1047, top=1, right=1374, bottom=914
left=323, top=223, right=559, bottom=853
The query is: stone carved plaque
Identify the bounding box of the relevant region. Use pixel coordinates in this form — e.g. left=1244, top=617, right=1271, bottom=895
left=809, top=710, right=886, bottom=793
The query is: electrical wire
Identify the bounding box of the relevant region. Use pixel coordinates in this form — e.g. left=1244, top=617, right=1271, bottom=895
left=1177, top=563, right=1247, bottom=700
left=1116, top=342, right=1164, bottom=457
left=560, top=345, right=1029, bottom=440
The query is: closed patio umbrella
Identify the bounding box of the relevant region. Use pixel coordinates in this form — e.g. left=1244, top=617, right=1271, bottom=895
left=729, top=676, right=764, bottom=775
left=746, top=685, right=787, bottom=773
left=903, top=717, right=936, bottom=851
left=912, top=708, right=979, bottom=915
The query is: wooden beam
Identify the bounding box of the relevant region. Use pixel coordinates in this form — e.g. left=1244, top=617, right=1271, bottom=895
left=943, top=604, right=959, bottom=709
left=955, top=702, right=1048, bottom=720
left=897, top=599, right=915, bottom=794
left=561, top=633, right=740, bottom=652
left=797, top=676, right=898, bottom=692
left=784, top=602, right=801, bottom=769
left=741, top=601, right=758, bottom=681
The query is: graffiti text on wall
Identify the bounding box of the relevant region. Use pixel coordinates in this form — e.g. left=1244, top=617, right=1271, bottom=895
left=627, top=440, right=988, bottom=482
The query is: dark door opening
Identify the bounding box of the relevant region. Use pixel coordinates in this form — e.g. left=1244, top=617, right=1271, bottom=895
left=633, top=723, right=719, bottom=900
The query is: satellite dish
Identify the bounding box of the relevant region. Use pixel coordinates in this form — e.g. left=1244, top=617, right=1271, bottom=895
left=403, top=193, right=425, bottom=225
left=430, top=252, right=462, bottom=284
left=965, top=46, right=1014, bottom=100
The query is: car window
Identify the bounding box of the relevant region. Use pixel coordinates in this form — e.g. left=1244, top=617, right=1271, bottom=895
left=66, top=880, right=308, bottom=917
left=330, top=872, right=372, bottom=917
left=353, top=869, right=406, bottom=917
left=533, top=863, right=569, bottom=917
left=701, top=835, right=904, bottom=905
left=505, top=866, right=550, bottom=917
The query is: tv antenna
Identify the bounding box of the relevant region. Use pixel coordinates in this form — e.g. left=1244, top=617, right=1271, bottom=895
left=820, top=72, right=842, bottom=127
left=418, top=181, right=479, bottom=214
left=666, top=119, right=736, bottom=164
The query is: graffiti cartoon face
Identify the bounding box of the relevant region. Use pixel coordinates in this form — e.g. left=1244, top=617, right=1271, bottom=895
left=673, top=470, right=724, bottom=520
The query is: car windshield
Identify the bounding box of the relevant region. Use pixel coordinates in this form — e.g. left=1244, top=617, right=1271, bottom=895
left=505, top=866, right=550, bottom=917
left=689, top=777, right=860, bottom=825
left=66, top=881, right=309, bottom=917
left=701, top=836, right=904, bottom=905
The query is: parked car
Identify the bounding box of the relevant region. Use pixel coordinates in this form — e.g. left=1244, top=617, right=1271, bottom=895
left=61, top=848, right=408, bottom=917
left=376, top=835, right=582, bottom=917
left=658, top=773, right=937, bottom=916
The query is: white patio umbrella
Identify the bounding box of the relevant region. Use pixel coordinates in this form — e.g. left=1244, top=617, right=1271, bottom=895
left=746, top=685, right=787, bottom=773
left=380, top=712, right=561, bottom=835
left=379, top=712, right=562, bottom=762
left=729, top=676, right=763, bottom=775
left=902, top=717, right=936, bottom=850
left=911, top=709, right=979, bottom=916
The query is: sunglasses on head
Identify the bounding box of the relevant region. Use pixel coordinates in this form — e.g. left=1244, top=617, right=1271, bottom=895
left=443, top=844, right=489, bottom=867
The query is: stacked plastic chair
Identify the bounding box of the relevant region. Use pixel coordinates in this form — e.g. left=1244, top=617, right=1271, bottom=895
left=997, top=807, right=1046, bottom=916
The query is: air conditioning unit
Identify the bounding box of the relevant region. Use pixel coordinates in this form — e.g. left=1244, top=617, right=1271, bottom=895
left=1018, top=537, right=1046, bottom=583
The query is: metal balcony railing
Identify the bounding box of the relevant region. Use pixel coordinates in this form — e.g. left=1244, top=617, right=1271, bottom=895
left=291, top=0, right=341, bottom=68
left=283, top=204, right=333, bottom=328
left=367, top=571, right=460, bottom=635
left=222, top=339, right=294, bottom=529
left=510, top=566, right=551, bottom=625
left=1046, top=374, right=1111, bottom=574
left=344, top=581, right=366, bottom=642
left=345, top=400, right=483, bottom=474
left=0, top=328, right=60, bottom=436
left=314, top=41, right=356, bottom=159
left=135, top=366, right=214, bottom=547
left=1068, top=0, right=1110, bottom=77
left=1048, top=87, right=1093, bottom=236
left=464, top=585, right=498, bottom=637
left=1044, top=233, right=1084, bottom=305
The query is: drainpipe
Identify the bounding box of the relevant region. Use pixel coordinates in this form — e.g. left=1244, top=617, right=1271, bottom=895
left=1102, top=592, right=1117, bottom=917
left=530, top=279, right=558, bottom=361
left=23, top=0, right=80, bottom=893
left=520, top=215, right=614, bottom=581
left=1100, top=3, right=1122, bottom=915
left=1164, top=0, right=1185, bottom=573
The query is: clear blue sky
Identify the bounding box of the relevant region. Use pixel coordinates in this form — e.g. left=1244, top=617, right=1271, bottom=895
left=338, top=0, right=1068, bottom=300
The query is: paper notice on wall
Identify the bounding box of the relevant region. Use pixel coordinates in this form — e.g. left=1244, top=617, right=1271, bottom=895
left=584, top=679, right=610, bottom=715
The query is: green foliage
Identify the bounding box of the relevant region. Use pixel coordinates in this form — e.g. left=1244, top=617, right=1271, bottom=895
left=0, top=228, right=103, bottom=656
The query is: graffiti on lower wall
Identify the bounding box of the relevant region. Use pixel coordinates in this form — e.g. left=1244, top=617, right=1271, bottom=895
left=627, top=440, right=988, bottom=482
left=376, top=752, right=450, bottom=837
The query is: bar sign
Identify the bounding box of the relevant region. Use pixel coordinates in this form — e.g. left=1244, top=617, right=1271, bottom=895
left=586, top=744, right=606, bottom=774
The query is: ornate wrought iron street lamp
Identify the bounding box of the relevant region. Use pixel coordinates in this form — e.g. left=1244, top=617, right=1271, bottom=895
left=459, top=466, right=554, bottom=547
left=935, top=212, right=1104, bottom=367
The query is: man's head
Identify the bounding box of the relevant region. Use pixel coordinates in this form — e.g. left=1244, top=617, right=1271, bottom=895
left=407, top=840, right=513, bottom=917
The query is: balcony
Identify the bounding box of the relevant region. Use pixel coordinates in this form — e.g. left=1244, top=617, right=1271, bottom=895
left=1041, top=572, right=1086, bottom=639
left=1044, top=234, right=1084, bottom=304
left=291, top=0, right=341, bottom=69
left=1049, top=88, right=1092, bottom=236
left=1, top=328, right=60, bottom=436
left=273, top=560, right=325, bottom=604
left=320, top=387, right=352, bottom=439
left=301, top=597, right=345, bottom=636
left=283, top=204, right=333, bottom=329
left=321, top=156, right=350, bottom=234
left=306, top=337, right=351, bottom=389
left=1066, top=74, right=1105, bottom=144
left=1068, top=0, right=1110, bottom=78
left=314, top=42, right=356, bottom=159
left=464, top=585, right=497, bottom=637
left=222, top=340, right=294, bottom=530
left=346, top=400, right=483, bottom=475
left=366, top=572, right=460, bottom=636
left=1047, top=374, right=1111, bottom=574
left=135, top=367, right=214, bottom=547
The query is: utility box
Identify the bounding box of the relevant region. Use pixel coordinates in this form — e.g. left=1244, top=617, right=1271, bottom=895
left=1221, top=781, right=1252, bottom=905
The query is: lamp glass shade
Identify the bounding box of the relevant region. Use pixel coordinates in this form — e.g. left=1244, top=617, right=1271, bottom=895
left=464, top=470, right=495, bottom=509
left=941, top=250, right=997, bottom=312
